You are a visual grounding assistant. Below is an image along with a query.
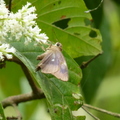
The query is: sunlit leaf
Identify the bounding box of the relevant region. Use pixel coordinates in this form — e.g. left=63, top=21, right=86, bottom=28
left=12, top=0, right=102, bottom=58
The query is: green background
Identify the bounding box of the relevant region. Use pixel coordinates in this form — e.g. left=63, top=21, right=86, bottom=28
left=0, top=0, right=120, bottom=120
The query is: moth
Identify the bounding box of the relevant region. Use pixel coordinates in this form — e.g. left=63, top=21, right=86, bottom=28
left=36, top=42, right=68, bottom=81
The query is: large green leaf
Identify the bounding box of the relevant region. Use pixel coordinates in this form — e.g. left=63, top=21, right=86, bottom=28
left=7, top=36, right=83, bottom=120
left=0, top=103, right=6, bottom=120
left=12, top=0, right=102, bottom=58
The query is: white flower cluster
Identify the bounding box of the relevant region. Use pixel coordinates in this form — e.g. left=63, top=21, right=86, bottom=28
left=0, top=0, right=49, bottom=61
left=0, top=43, right=16, bottom=61
left=0, top=0, right=48, bottom=44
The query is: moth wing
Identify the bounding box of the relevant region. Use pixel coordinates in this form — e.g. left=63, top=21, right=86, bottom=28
left=39, top=49, right=68, bottom=81
left=52, top=62, right=68, bottom=81
left=40, top=50, right=60, bottom=73
left=51, top=52, right=68, bottom=81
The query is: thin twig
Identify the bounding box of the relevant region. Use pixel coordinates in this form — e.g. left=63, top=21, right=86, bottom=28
left=80, top=53, right=102, bottom=69
left=83, top=104, right=120, bottom=118
left=1, top=55, right=45, bottom=118
left=85, top=0, right=103, bottom=13
left=2, top=92, right=45, bottom=108
left=82, top=106, right=100, bottom=120
left=8, top=56, right=41, bottom=94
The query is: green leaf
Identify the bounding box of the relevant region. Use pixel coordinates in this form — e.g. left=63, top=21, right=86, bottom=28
left=0, top=103, right=6, bottom=120
left=12, top=0, right=102, bottom=58
left=7, top=37, right=83, bottom=120
left=37, top=0, right=102, bottom=58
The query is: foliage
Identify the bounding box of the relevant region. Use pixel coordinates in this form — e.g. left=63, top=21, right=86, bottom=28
left=0, top=0, right=104, bottom=120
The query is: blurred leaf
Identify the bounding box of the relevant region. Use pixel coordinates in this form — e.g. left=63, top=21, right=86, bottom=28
left=0, top=62, right=24, bottom=96
left=112, top=0, right=120, bottom=5
left=0, top=103, right=6, bottom=120
left=75, top=1, right=112, bottom=103
left=92, top=75, right=120, bottom=120
left=12, top=0, right=102, bottom=58
left=81, top=24, right=111, bottom=103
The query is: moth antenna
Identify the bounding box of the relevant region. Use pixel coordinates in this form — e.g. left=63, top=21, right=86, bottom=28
left=35, top=39, right=52, bottom=51
left=46, top=43, right=52, bottom=50
left=85, top=0, right=103, bottom=13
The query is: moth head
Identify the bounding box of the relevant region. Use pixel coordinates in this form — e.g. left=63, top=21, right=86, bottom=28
left=55, top=42, right=62, bottom=51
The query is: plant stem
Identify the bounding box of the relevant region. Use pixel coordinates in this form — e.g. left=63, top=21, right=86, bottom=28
left=80, top=53, right=102, bottom=69
left=2, top=92, right=45, bottom=108
left=82, top=106, right=100, bottom=120
left=9, top=56, right=41, bottom=94
left=83, top=104, right=120, bottom=118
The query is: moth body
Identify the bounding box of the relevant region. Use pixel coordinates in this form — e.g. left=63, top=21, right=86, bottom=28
left=36, top=42, right=68, bottom=81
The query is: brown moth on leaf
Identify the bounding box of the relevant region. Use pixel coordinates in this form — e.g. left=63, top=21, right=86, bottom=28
left=36, top=42, right=68, bottom=81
